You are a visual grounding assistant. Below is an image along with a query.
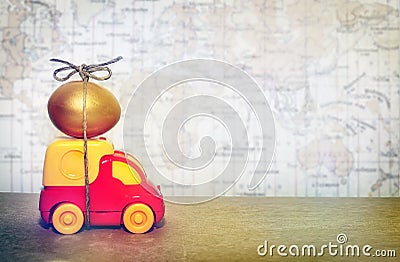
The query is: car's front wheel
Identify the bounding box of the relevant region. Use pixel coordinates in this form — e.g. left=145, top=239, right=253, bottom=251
left=123, top=203, right=154, bottom=233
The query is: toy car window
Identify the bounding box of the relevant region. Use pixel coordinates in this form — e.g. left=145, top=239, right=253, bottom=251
left=112, top=161, right=141, bottom=185
left=126, top=154, right=147, bottom=177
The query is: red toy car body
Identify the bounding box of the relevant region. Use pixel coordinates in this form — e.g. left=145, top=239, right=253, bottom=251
left=39, top=138, right=164, bottom=234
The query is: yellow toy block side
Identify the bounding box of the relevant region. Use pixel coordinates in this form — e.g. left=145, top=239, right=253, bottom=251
left=43, top=138, right=114, bottom=186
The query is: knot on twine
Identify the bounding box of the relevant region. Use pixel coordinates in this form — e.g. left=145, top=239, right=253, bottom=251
left=50, top=56, right=123, bottom=82
left=49, top=56, right=122, bottom=228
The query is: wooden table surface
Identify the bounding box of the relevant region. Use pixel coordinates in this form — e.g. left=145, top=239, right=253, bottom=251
left=0, top=193, right=398, bottom=261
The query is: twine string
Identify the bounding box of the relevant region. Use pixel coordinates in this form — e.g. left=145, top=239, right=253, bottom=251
left=51, top=56, right=123, bottom=228
left=82, top=75, right=90, bottom=228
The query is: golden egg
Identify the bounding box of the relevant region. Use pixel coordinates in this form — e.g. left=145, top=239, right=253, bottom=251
left=48, top=80, right=121, bottom=138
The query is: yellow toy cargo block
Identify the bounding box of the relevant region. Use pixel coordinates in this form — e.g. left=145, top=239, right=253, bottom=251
left=43, top=138, right=114, bottom=186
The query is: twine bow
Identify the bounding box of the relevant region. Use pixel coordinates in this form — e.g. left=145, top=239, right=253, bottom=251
left=51, top=56, right=123, bottom=82
left=50, top=56, right=123, bottom=228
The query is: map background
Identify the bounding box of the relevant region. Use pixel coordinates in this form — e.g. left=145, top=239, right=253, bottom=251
left=0, top=0, right=399, bottom=197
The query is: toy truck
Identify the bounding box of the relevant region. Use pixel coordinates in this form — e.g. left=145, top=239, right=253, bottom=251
left=39, top=137, right=165, bottom=234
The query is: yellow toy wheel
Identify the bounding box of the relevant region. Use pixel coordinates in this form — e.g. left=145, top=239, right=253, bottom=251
left=123, top=203, right=154, bottom=233
left=52, top=203, right=84, bottom=235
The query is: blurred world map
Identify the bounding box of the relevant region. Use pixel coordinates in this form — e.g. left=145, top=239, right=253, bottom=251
left=0, top=0, right=399, bottom=196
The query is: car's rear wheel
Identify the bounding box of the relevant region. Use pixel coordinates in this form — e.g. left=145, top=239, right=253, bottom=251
left=52, top=203, right=84, bottom=235
left=123, top=203, right=154, bottom=233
